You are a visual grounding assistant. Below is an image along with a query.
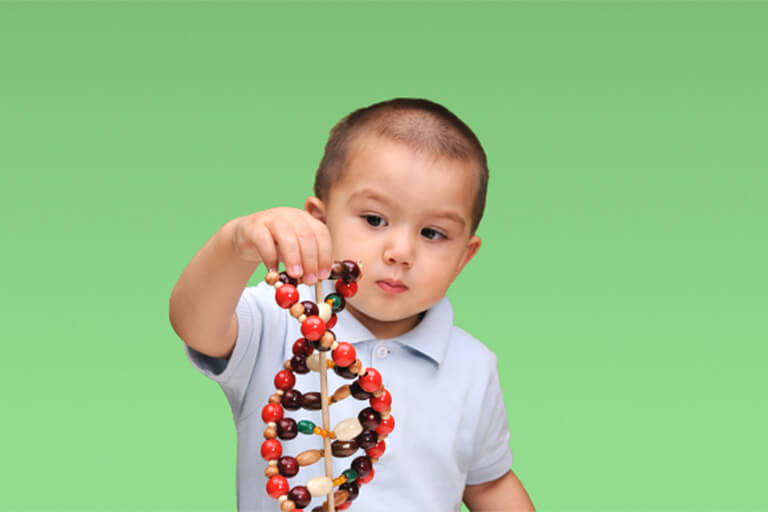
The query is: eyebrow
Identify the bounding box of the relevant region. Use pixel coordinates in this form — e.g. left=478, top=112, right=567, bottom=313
left=349, top=188, right=466, bottom=228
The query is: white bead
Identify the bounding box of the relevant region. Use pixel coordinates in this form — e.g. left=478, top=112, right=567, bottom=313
left=317, top=302, right=332, bottom=322
left=274, top=281, right=283, bottom=288
left=298, top=314, right=307, bottom=323
left=278, top=495, right=287, bottom=503
left=306, top=352, right=321, bottom=372
left=331, top=341, right=339, bottom=350
left=307, top=476, right=333, bottom=497
left=267, top=422, right=276, bottom=428
left=333, top=417, right=363, bottom=441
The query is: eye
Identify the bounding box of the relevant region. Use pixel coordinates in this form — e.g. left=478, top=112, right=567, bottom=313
left=363, top=214, right=386, bottom=227
left=421, top=227, right=446, bottom=240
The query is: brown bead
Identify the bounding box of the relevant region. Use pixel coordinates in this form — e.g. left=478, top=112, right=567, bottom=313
left=331, top=385, right=351, bottom=403
left=349, top=359, right=363, bottom=374
left=296, top=449, right=324, bottom=466
left=290, top=302, right=304, bottom=318
left=265, top=271, right=280, bottom=285
left=321, top=490, right=350, bottom=511
left=320, top=330, right=335, bottom=349
left=284, top=359, right=292, bottom=370
left=269, top=393, right=282, bottom=404
left=331, top=440, right=359, bottom=457
left=264, top=426, right=277, bottom=439
left=280, top=499, right=295, bottom=511
left=265, top=465, right=279, bottom=477
left=301, top=392, right=322, bottom=410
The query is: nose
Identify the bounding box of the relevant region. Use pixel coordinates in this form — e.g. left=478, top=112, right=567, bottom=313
left=382, top=227, right=415, bottom=268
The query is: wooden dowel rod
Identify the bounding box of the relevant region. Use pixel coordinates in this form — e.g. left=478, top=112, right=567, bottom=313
left=315, top=281, right=336, bottom=512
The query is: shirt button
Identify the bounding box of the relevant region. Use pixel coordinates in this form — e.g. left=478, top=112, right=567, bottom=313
left=375, top=345, right=390, bottom=359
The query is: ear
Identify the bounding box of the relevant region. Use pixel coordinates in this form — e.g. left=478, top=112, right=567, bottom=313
left=455, top=235, right=482, bottom=277
left=304, top=196, right=326, bottom=223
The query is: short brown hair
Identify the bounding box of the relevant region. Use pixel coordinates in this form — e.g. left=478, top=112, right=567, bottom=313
left=314, top=98, right=489, bottom=234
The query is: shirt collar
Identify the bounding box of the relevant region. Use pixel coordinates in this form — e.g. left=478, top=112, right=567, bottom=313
left=322, top=280, right=453, bottom=366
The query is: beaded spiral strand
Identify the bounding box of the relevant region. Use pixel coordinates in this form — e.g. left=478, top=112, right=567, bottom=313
left=261, top=261, right=395, bottom=511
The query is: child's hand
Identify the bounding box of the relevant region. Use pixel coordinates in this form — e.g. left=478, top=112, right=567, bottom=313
left=231, top=208, right=332, bottom=285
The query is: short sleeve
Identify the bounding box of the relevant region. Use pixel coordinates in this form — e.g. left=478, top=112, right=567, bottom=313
left=465, top=356, right=514, bottom=485
left=184, top=285, right=265, bottom=423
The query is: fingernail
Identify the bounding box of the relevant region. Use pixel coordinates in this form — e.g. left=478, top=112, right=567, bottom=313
left=319, top=268, right=330, bottom=279
left=304, top=273, right=316, bottom=284
left=291, top=265, right=302, bottom=276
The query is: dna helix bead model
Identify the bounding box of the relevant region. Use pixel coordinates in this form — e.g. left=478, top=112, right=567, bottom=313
left=261, top=260, right=395, bottom=511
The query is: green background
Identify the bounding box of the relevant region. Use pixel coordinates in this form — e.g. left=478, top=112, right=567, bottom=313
left=1, top=1, right=766, bottom=510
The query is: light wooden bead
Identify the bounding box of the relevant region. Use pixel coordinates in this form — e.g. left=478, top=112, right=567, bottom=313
left=326, top=359, right=335, bottom=369
left=381, top=407, right=391, bottom=416
left=280, top=500, right=295, bottom=512
left=372, top=384, right=385, bottom=398
left=296, top=449, right=324, bottom=466
left=349, top=359, right=363, bottom=374
left=264, top=426, right=277, bottom=439
left=284, top=359, right=292, bottom=370
left=289, top=302, right=304, bottom=318
left=269, top=393, right=282, bottom=403
left=265, top=271, right=280, bottom=285
left=334, top=417, right=363, bottom=441
left=320, top=330, right=335, bottom=349
left=307, top=476, right=333, bottom=497
left=278, top=495, right=287, bottom=503
left=317, top=302, right=332, bottom=322
left=274, top=281, right=283, bottom=288
left=306, top=352, right=321, bottom=372
left=267, top=422, right=277, bottom=429
left=331, top=385, right=351, bottom=403
left=378, top=434, right=387, bottom=443
left=298, top=314, right=306, bottom=322
left=268, top=459, right=278, bottom=466
left=331, top=340, right=339, bottom=350
left=265, top=465, right=279, bottom=477
left=370, top=457, right=379, bottom=464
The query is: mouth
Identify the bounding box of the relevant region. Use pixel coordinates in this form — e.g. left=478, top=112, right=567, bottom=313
left=376, top=279, right=408, bottom=294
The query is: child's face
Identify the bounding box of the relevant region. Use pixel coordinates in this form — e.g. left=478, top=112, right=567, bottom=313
left=306, top=133, right=481, bottom=339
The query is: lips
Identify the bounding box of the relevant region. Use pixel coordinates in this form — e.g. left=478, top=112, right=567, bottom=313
left=376, top=279, right=408, bottom=294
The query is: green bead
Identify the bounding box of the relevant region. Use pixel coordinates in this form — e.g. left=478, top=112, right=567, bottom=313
left=343, top=468, right=358, bottom=483
left=298, top=420, right=315, bottom=435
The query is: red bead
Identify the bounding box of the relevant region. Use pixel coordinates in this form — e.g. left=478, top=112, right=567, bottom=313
left=262, top=403, right=284, bottom=423
left=266, top=474, right=289, bottom=499
left=300, top=315, right=325, bottom=341
left=275, top=284, right=299, bottom=308
left=261, top=439, right=282, bottom=461
left=370, top=388, right=391, bottom=412
left=335, top=279, right=358, bottom=298
left=292, top=337, right=313, bottom=357
left=337, top=502, right=353, bottom=510
left=274, top=369, right=295, bottom=391
left=332, top=342, right=356, bottom=367
left=365, top=440, right=386, bottom=459
left=326, top=314, right=338, bottom=329
left=358, top=466, right=375, bottom=484
left=358, top=367, right=382, bottom=392
left=375, top=414, right=395, bottom=435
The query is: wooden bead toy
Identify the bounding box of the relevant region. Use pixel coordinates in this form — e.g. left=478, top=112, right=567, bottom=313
left=261, top=261, right=394, bottom=511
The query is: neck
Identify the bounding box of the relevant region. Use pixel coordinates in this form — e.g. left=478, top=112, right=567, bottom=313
left=345, top=304, right=422, bottom=340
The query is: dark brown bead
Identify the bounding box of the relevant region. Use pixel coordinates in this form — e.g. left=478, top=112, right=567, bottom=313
left=276, top=418, right=297, bottom=440
left=355, top=429, right=378, bottom=450
left=331, top=440, right=359, bottom=457
left=341, top=260, right=360, bottom=282
left=278, top=456, right=299, bottom=477
left=288, top=485, right=311, bottom=508
left=358, top=407, right=381, bottom=431
left=333, top=364, right=357, bottom=380
left=301, top=392, right=322, bottom=410
left=330, top=261, right=345, bottom=280
left=279, top=271, right=298, bottom=286
left=301, top=300, right=319, bottom=317
left=349, top=381, right=372, bottom=400
left=339, top=481, right=359, bottom=501
left=351, top=455, right=372, bottom=478
left=281, top=389, right=303, bottom=411
left=290, top=354, right=310, bottom=374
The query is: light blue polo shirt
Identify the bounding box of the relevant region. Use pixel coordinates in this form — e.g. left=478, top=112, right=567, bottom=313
left=185, top=279, right=513, bottom=511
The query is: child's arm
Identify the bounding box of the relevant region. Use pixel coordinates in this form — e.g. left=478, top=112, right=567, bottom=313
left=168, top=208, right=331, bottom=358
left=463, top=470, right=535, bottom=511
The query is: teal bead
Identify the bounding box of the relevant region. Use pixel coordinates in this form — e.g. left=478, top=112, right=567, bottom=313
left=343, top=468, right=358, bottom=483
left=298, top=420, right=315, bottom=435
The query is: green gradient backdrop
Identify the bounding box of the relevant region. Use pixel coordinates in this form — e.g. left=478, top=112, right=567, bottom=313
left=1, top=1, right=766, bottom=511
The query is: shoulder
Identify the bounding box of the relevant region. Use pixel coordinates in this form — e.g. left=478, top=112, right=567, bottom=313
left=448, top=325, right=499, bottom=370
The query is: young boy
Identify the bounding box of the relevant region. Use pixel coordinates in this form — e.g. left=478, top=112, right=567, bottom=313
left=169, top=98, right=535, bottom=511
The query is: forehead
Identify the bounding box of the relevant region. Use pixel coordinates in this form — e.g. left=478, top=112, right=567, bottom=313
left=332, top=134, right=476, bottom=223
